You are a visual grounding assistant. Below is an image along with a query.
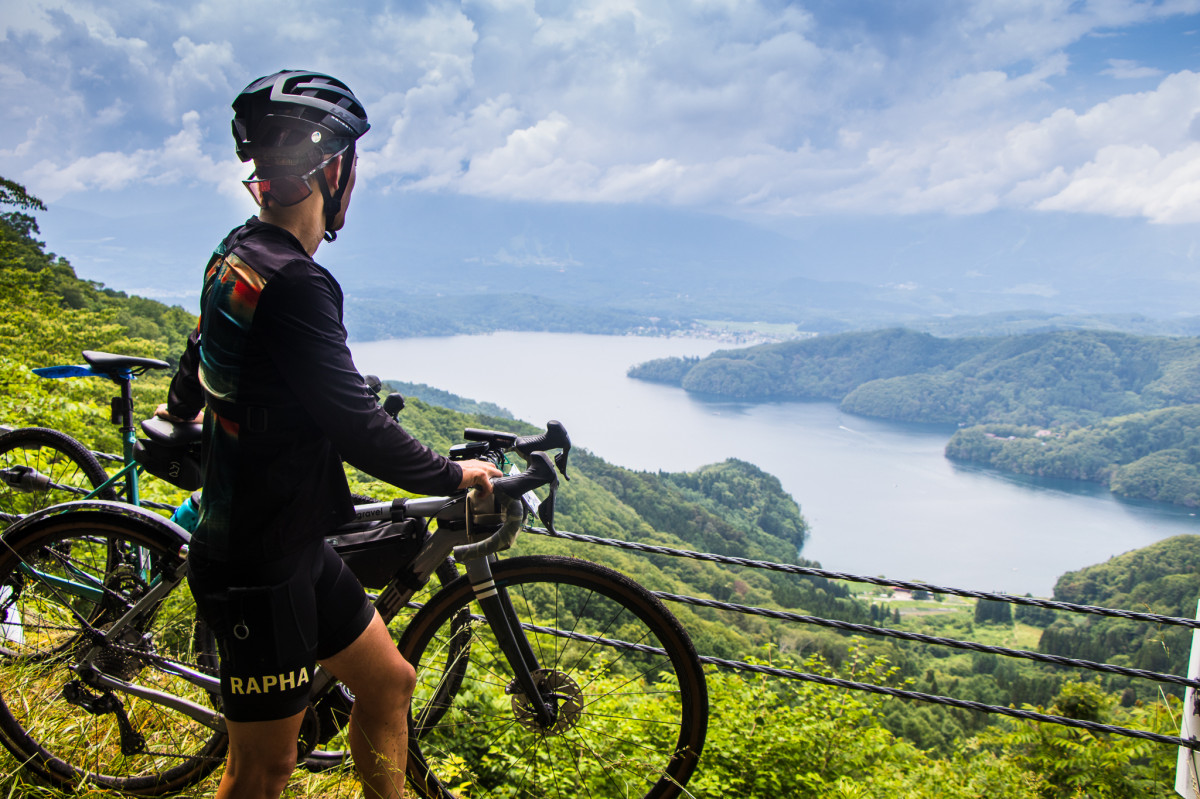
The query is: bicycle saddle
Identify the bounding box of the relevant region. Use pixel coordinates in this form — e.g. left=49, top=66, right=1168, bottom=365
left=140, top=416, right=203, bottom=445
left=82, top=351, right=171, bottom=377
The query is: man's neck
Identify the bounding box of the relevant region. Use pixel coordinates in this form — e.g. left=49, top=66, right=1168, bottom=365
left=259, top=195, right=325, bottom=255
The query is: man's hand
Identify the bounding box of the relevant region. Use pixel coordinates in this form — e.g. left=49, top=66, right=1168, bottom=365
left=457, top=460, right=503, bottom=496
left=154, top=403, right=204, bottom=424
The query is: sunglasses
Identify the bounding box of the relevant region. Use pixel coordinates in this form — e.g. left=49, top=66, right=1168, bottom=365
left=242, top=149, right=354, bottom=208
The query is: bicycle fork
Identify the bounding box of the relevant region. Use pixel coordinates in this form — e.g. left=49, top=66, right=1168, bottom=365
left=464, top=557, right=560, bottom=730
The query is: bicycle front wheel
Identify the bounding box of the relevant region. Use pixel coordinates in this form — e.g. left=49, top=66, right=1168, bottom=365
left=0, top=508, right=225, bottom=794
left=400, top=555, right=708, bottom=799
left=0, top=427, right=114, bottom=530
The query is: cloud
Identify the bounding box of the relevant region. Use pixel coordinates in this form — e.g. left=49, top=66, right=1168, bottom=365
left=1037, top=143, right=1200, bottom=223
left=1101, top=58, right=1164, bottom=80
left=5, top=0, right=1200, bottom=226
left=24, top=111, right=242, bottom=201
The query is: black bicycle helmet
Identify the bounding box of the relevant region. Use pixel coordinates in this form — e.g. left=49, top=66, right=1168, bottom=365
left=232, top=70, right=370, bottom=240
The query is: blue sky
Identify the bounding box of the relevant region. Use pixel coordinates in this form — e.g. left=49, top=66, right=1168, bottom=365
left=3, top=1, right=1200, bottom=314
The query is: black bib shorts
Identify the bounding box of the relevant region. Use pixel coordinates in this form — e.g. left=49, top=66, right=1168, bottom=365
left=187, top=540, right=375, bottom=722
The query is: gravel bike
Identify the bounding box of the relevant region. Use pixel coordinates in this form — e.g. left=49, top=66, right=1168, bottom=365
left=0, top=351, right=199, bottom=530
left=0, top=419, right=708, bottom=798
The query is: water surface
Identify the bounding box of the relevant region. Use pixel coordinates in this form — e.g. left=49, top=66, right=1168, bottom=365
left=352, top=332, right=1200, bottom=596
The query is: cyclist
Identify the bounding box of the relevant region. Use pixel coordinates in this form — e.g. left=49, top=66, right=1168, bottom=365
left=159, top=70, right=501, bottom=799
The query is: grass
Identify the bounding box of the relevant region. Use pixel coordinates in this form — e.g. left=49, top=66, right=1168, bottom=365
left=0, top=744, right=369, bottom=798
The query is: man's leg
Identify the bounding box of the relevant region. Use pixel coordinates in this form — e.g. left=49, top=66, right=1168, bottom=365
left=216, top=711, right=306, bottom=799
left=320, top=610, right=416, bottom=799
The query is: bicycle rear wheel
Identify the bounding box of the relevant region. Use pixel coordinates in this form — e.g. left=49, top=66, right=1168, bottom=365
left=399, top=555, right=708, bottom=799
left=0, top=507, right=225, bottom=794
left=0, top=427, right=114, bottom=530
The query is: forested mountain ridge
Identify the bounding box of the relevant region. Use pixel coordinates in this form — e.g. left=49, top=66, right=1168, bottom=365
left=630, top=327, right=1200, bottom=427
left=946, top=406, right=1200, bottom=506
left=1026, top=535, right=1200, bottom=683
left=0, top=178, right=195, bottom=455
left=632, top=326, right=1200, bottom=506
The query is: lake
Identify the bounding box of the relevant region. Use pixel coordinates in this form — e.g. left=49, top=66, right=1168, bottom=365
left=351, top=331, right=1200, bottom=597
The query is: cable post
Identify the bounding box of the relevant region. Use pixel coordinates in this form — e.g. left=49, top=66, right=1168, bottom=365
left=1177, top=598, right=1200, bottom=798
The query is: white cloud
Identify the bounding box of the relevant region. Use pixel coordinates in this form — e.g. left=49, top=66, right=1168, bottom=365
left=1102, top=58, right=1164, bottom=80
left=5, top=0, right=1200, bottom=226
left=24, top=111, right=242, bottom=201
left=1037, top=143, right=1200, bottom=222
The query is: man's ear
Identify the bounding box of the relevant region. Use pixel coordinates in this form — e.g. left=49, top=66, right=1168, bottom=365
left=323, top=156, right=344, bottom=191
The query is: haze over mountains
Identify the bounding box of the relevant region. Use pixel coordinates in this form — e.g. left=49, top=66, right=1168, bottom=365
left=41, top=187, right=1200, bottom=338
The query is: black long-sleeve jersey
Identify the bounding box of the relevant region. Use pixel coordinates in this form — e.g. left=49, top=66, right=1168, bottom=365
left=168, top=217, right=462, bottom=562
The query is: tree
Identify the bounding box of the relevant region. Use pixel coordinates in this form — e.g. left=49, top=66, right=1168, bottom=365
left=975, top=599, right=1014, bottom=625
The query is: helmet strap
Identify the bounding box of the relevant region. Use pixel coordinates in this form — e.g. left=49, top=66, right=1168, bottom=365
left=315, top=146, right=354, bottom=244
left=315, top=168, right=339, bottom=243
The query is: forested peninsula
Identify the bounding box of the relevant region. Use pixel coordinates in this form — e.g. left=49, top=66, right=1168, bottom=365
left=631, top=327, right=1200, bottom=506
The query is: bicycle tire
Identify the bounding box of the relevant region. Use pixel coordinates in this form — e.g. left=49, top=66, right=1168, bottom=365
left=0, top=506, right=225, bottom=794
left=399, top=555, right=708, bottom=799
left=0, top=427, right=115, bottom=530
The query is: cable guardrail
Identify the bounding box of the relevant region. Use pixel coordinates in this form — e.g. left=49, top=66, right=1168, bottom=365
left=527, top=526, right=1200, bottom=629
left=661, top=591, right=1200, bottom=691
left=696, top=654, right=1198, bottom=751
left=525, top=525, right=1199, bottom=752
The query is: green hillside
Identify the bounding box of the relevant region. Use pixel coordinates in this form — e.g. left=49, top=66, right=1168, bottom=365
left=634, top=326, right=1200, bottom=506
left=1020, top=535, right=1200, bottom=700
left=631, top=327, right=1200, bottom=427
left=947, top=406, right=1200, bottom=506
left=0, top=177, right=1185, bottom=798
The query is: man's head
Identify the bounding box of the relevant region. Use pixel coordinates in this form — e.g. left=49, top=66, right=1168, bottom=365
left=232, top=70, right=369, bottom=241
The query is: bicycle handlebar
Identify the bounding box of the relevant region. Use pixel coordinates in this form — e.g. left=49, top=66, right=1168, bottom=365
left=462, top=419, right=571, bottom=477
left=452, top=495, right=526, bottom=562
left=489, top=451, right=558, bottom=498
left=513, top=420, right=569, bottom=457
left=451, top=452, right=559, bottom=562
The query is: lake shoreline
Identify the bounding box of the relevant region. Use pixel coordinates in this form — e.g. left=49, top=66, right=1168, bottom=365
left=352, top=332, right=1200, bottom=597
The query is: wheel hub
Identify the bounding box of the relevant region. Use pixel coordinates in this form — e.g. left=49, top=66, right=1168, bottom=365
left=508, top=669, right=583, bottom=736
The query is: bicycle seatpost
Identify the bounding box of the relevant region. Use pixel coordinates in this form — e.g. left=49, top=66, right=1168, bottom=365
left=80, top=351, right=170, bottom=505
left=112, top=374, right=140, bottom=504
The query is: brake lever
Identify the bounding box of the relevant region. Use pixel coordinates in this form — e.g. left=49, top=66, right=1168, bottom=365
left=536, top=484, right=557, bottom=533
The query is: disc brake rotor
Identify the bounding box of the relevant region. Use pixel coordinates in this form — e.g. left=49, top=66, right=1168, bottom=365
left=508, top=668, right=583, bottom=736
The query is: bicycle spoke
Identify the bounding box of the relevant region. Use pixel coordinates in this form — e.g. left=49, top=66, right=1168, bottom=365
left=0, top=514, right=224, bottom=792
left=402, top=556, right=706, bottom=799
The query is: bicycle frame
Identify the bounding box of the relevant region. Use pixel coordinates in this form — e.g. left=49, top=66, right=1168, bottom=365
left=3, top=418, right=573, bottom=780
left=11, top=492, right=550, bottom=740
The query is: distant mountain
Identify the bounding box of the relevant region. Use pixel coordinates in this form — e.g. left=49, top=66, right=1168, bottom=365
left=39, top=184, right=1200, bottom=329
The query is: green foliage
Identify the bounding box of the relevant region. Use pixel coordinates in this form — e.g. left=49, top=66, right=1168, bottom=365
left=381, top=380, right=514, bottom=419
left=947, top=405, right=1200, bottom=506
left=634, top=326, right=1200, bottom=426
left=974, top=680, right=1179, bottom=798
left=1036, top=535, right=1200, bottom=701
left=690, top=647, right=1045, bottom=798
left=975, top=599, right=1014, bottom=625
